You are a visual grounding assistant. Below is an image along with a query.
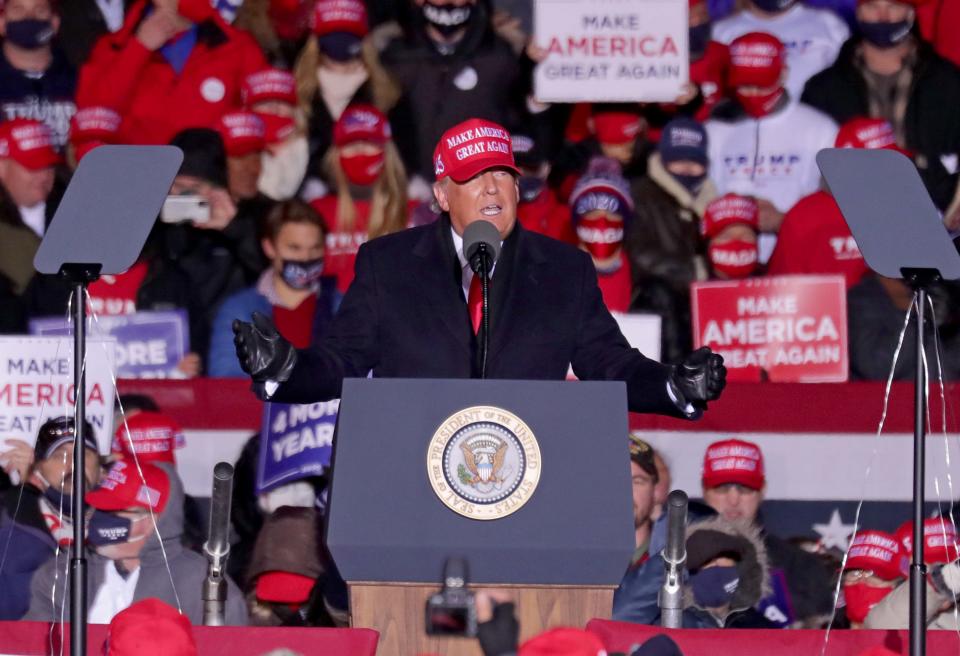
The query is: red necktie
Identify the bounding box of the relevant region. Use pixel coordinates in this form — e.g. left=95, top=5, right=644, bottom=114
left=468, top=273, right=484, bottom=334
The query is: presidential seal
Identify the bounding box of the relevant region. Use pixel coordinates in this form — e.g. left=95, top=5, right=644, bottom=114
left=427, top=406, right=541, bottom=520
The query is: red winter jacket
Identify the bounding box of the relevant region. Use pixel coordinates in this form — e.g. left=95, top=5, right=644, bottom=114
left=766, top=190, right=868, bottom=289
left=76, top=0, right=266, bottom=146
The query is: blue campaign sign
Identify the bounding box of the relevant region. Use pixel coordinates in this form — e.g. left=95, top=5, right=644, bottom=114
left=30, top=310, right=189, bottom=379
left=257, top=400, right=338, bottom=494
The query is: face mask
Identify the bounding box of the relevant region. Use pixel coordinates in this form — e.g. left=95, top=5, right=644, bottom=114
left=843, top=583, right=893, bottom=623
left=42, top=486, right=74, bottom=519
left=280, top=258, right=324, bottom=290
left=87, top=511, right=139, bottom=547
left=255, top=112, right=296, bottom=145
left=691, top=565, right=740, bottom=608
left=518, top=176, right=546, bottom=203
left=671, top=171, right=707, bottom=194
left=576, top=213, right=624, bottom=260
left=735, top=87, right=786, bottom=119
left=258, top=136, right=309, bottom=200
left=422, top=0, right=473, bottom=37
left=751, top=0, right=795, bottom=12
left=5, top=19, right=55, bottom=49
left=709, top=239, right=759, bottom=278
left=858, top=19, right=913, bottom=49
left=689, top=23, right=712, bottom=58
left=339, top=152, right=384, bottom=186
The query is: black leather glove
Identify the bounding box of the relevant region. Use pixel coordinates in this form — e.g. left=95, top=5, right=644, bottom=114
left=669, top=347, right=726, bottom=409
left=231, top=311, right=297, bottom=383
left=476, top=602, right=519, bottom=656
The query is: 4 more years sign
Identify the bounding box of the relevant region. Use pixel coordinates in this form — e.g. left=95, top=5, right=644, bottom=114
left=691, top=275, right=848, bottom=383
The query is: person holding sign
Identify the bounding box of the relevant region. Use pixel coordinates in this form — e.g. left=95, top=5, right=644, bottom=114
left=232, top=117, right=727, bottom=418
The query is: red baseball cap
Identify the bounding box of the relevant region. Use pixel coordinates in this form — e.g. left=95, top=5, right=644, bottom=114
left=217, top=111, right=266, bottom=157
left=255, top=571, right=316, bottom=604
left=895, top=519, right=960, bottom=566
left=728, top=32, right=785, bottom=89
left=333, top=104, right=390, bottom=146
left=702, top=438, right=765, bottom=490
left=311, top=0, right=368, bottom=36
left=70, top=107, right=122, bottom=144
left=112, top=412, right=186, bottom=465
left=86, top=460, right=170, bottom=514
left=519, top=627, right=607, bottom=656
left=845, top=530, right=906, bottom=581
left=0, top=118, right=60, bottom=170
left=433, top=118, right=519, bottom=183
left=702, top=193, right=759, bottom=238
left=242, top=69, right=298, bottom=107
left=591, top=109, right=643, bottom=145
left=105, top=598, right=197, bottom=656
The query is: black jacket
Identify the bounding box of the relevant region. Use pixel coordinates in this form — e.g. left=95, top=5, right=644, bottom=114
left=271, top=216, right=681, bottom=417
left=764, top=532, right=836, bottom=623
left=380, top=3, right=525, bottom=178
left=801, top=37, right=960, bottom=210
left=56, top=0, right=138, bottom=69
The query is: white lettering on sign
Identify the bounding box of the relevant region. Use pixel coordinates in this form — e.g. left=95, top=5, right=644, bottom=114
left=702, top=316, right=839, bottom=345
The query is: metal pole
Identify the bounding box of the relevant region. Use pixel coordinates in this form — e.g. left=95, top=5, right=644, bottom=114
left=909, top=286, right=927, bottom=656
left=70, top=282, right=87, bottom=656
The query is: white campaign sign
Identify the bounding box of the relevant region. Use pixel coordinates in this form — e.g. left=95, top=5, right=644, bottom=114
left=533, top=0, right=689, bottom=103
left=0, top=337, right=116, bottom=453
left=613, top=312, right=662, bottom=362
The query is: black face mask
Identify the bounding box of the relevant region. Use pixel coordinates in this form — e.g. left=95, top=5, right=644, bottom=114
left=671, top=171, right=707, bottom=194
left=751, top=0, right=796, bottom=12
left=280, top=258, right=324, bottom=290
left=858, top=18, right=913, bottom=48
left=422, top=1, right=473, bottom=37
left=689, top=23, right=712, bottom=59
left=518, top=176, right=546, bottom=203
left=5, top=18, right=55, bottom=49
left=42, top=486, right=74, bottom=519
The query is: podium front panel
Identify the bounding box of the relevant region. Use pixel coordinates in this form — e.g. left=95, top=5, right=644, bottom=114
left=326, top=378, right=634, bottom=585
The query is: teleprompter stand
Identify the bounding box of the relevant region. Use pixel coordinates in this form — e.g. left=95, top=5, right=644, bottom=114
left=818, top=149, right=960, bottom=656
left=33, top=146, right=182, bottom=656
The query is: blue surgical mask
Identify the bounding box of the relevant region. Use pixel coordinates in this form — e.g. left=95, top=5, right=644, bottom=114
left=689, top=23, right=712, bottom=58
left=691, top=565, right=740, bottom=608
left=87, top=511, right=133, bottom=546
left=858, top=19, right=913, bottom=48
left=280, top=258, right=324, bottom=290
left=5, top=18, right=55, bottom=49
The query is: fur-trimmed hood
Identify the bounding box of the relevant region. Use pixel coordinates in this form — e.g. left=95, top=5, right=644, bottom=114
left=683, top=516, right=771, bottom=613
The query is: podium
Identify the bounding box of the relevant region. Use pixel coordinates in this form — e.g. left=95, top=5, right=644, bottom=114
left=327, top=378, right=635, bottom=655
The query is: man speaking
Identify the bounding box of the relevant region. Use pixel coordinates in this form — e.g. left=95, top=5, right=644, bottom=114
left=232, top=118, right=725, bottom=417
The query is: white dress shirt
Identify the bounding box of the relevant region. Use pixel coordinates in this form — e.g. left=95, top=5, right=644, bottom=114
left=88, top=560, right=141, bottom=624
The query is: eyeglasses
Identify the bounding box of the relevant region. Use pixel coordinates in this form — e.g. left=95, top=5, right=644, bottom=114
left=841, top=569, right=875, bottom=585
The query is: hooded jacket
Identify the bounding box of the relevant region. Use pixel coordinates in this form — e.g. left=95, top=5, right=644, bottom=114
left=23, top=463, right=248, bottom=625
left=680, top=517, right=776, bottom=629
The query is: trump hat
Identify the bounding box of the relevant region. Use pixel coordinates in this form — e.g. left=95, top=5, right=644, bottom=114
left=0, top=118, right=60, bottom=169
left=702, top=438, right=765, bottom=490
left=702, top=193, right=760, bottom=238
left=105, top=598, right=197, bottom=656
left=112, top=411, right=185, bottom=465
left=895, top=519, right=960, bottom=566
left=728, top=32, right=785, bottom=89
left=333, top=104, right=390, bottom=146
left=311, top=0, right=368, bottom=36
left=433, top=118, right=519, bottom=183
left=217, top=111, right=267, bottom=157
left=845, top=530, right=906, bottom=581
left=86, top=460, right=170, bottom=514
left=590, top=106, right=643, bottom=146
left=242, top=69, right=298, bottom=107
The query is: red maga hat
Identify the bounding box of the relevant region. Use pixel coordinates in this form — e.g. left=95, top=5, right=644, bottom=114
left=311, top=0, right=368, bottom=36
left=112, top=411, right=186, bottom=465
left=845, top=530, right=906, bottom=581
left=105, top=598, right=197, bottom=656
left=702, top=438, right=765, bottom=490
left=242, top=69, right=298, bottom=107
left=702, top=193, right=760, bottom=238
left=433, top=118, right=519, bottom=183
left=728, top=32, right=785, bottom=89
left=0, top=118, right=60, bottom=170
left=895, top=519, right=960, bottom=566
left=333, top=104, right=390, bottom=146
left=217, top=111, right=267, bottom=157
left=86, top=460, right=170, bottom=514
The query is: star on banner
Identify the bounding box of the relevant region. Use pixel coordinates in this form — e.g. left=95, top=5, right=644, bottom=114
left=814, top=509, right=857, bottom=551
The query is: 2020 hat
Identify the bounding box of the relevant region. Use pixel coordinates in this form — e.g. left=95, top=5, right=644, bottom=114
left=112, top=411, right=186, bottom=465
left=728, top=32, right=785, bottom=89
left=569, top=156, right=634, bottom=220
left=0, top=118, right=60, bottom=169
left=702, top=193, right=760, bottom=238
left=702, top=438, right=765, bottom=490
left=433, top=118, right=519, bottom=183
left=845, top=530, right=906, bottom=581
left=86, top=459, right=170, bottom=514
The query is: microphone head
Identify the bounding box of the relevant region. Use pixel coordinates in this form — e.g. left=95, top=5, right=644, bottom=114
left=664, top=490, right=689, bottom=565
left=462, top=220, right=501, bottom=273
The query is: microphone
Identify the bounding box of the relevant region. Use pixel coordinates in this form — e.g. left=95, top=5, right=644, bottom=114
left=463, top=220, right=501, bottom=274
left=462, top=220, right=500, bottom=380
left=202, top=462, right=234, bottom=626
left=659, top=489, right=688, bottom=629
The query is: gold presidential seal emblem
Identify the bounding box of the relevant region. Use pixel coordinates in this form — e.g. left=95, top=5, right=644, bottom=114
left=427, top=406, right=541, bottom=520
